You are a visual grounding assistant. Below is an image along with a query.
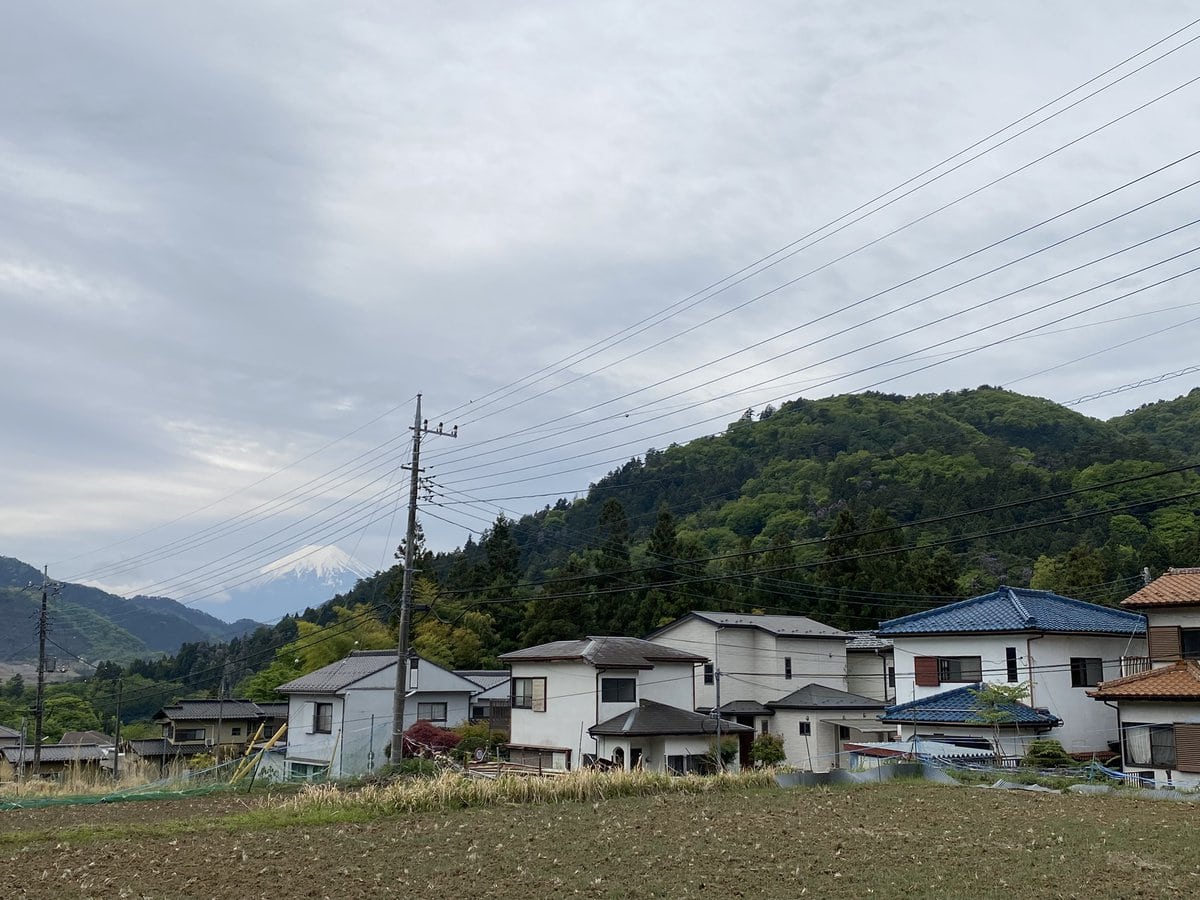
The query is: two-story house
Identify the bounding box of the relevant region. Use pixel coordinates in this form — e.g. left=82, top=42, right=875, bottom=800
left=276, top=650, right=481, bottom=780
left=878, top=586, right=1146, bottom=756
left=645, top=611, right=853, bottom=767
left=1090, top=567, right=1200, bottom=788
left=499, top=635, right=743, bottom=772
left=128, top=698, right=274, bottom=774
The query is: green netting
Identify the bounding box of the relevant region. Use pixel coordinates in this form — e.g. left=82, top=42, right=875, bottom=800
left=0, top=757, right=245, bottom=811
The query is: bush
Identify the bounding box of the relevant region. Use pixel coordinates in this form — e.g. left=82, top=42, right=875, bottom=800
left=749, top=733, right=786, bottom=767
left=1021, top=739, right=1081, bottom=769
left=402, top=720, right=462, bottom=757
left=451, top=721, right=505, bottom=762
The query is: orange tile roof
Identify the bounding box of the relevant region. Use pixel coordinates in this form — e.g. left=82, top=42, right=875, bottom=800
left=1088, top=660, right=1200, bottom=700
left=1120, top=568, right=1200, bottom=609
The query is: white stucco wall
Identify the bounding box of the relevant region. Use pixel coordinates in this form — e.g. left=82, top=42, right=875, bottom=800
left=594, top=734, right=724, bottom=774
left=847, top=650, right=895, bottom=701
left=892, top=721, right=1032, bottom=760
left=1114, top=699, right=1200, bottom=790
left=1144, top=608, right=1200, bottom=629
left=890, top=632, right=1145, bottom=752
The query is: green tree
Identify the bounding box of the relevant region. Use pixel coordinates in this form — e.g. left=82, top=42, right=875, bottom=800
left=749, top=732, right=786, bottom=767
left=968, top=681, right=1031, bottom=765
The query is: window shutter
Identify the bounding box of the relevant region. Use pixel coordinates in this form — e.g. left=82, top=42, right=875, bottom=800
left=914, top=656, right=940, bottom=687
left=1148, top=626, right=1182, bottom=661
left=301, top=701, right=315, bottom=734
left=1175, top=723, right=1200, bottom=773
left=532, top=678, right=546, bottom=712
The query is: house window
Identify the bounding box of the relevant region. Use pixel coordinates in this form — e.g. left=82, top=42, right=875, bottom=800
left=1183, top=629, right=1200, bottom=659
left=784, top=657, right=793, bottom=680
left=173, top=727, right=205, bottom=743
left=313, top=702, right=333, bottom=734
left=417, top=702, right=448, bottom=724
left=1005, top=647, right=1019, bottom=683
left=798, top=721, right=812, bottom=736
left=1125, top=723, right=1175, bottom=768
left=703, top=663, right=715, bottom=685
left=600, top=678, right=637, bottom=703
left=288, top=761, right=328, bottom=781
left=1069, top=657, right=1103, bottom=688
left=761, top=719, right=769, bottom=734
left=936, top=656, right=982, bottom=684
left=512, top=677, right=547, bottom=711
left=231, top=727, right=242, bottom=737
left=887, top=666, right=895, bottom=688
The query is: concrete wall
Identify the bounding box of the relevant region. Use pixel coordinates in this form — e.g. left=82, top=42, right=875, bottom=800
left=594, top=734, right=722, bottom=774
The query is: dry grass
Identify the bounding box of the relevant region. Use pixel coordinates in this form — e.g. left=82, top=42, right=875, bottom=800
left=286, top=767, right=778, bottom=815
left=0, top=758, right=193, bottom=801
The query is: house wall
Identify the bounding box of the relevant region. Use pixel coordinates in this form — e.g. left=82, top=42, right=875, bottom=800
left=163, top=716, right=259, bottom=747
left=891, top=632, right=1144, bottom=752
left=285, top=693, right=345, bottom=768
left=594, top=734, right=729, bottom=774
left=507, top=659, right=698, bottom=768
left=771, top=708, right=892, bottom=772
left=1114, top=699, right=1200, bottom=790
left=650, top=618, right=847, bottom=708
left=1143, top=608, right=1200, bottom=629
left=847, top=650, right=895, bottom=701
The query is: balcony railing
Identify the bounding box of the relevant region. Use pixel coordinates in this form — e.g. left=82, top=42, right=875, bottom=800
left=1120, top=656, right=1152, bottom=677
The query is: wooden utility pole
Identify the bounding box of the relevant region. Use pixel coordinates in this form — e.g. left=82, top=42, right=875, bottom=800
left=390, top=396, right=457, bottom=765
left=32, top=566, right=50, bottom=778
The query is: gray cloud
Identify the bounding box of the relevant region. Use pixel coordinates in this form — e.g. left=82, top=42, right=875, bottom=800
left=2, top=2, right=1199, bottom=618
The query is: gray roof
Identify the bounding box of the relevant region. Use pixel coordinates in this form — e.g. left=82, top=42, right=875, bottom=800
left=0, top=724, right=20, bottom=739
left=455, top=670, right=511, bottom=691
left=845, top=631, right=893, bottom=651
left=255, top=702, right=290, bottom=718
left=500, top=636, right=707, bottom=668
left=127, top=738, right=209, bottom=759
left=276, top=650, right=396, bottom=694
left=2, top=743, right=107, bottom=764
left=715, top=700, right=774, bottom=716
left=61, top=730, right=116, bottom=746
left=589, top=700, right=755, bottom=737
left=767, top=683, right=886, bottom=710
left=650, top=611, right=846, bottom=640
left=155, top=699, right=268, bottom=722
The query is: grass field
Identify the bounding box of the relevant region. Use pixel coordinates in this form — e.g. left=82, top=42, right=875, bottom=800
left=0, top=778, right=1196, bottom=898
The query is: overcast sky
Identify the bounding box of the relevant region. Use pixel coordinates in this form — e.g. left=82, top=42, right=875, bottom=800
left=3, top=2, right=1200, bottom=621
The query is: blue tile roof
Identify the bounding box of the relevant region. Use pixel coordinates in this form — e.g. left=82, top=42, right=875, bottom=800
left=879, top=686, right=1061, bottom=727
left=877, top=586, right=1145, bottom=636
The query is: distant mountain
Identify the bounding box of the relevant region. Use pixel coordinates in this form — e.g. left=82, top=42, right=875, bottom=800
left=217, top=545, right=373, bottom=622
left=0, top=555, right=261, bottom=666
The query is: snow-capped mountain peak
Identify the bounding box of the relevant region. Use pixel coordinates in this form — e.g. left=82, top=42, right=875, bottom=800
left=256, top=545, right=373, bottom=585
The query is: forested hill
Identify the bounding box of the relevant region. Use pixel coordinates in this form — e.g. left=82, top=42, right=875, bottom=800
left=110, top=386, right=1200, bottom=700
left=408, top=386, right=1200, bottom=641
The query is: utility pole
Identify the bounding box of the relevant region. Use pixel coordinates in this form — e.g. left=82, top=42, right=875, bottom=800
left=215, top=674, right=227, bottom=764
left=32, top=566, right=50, bottom=778
left=112, top=677, right=123, bottom=781
left=713, top=627, right=723, bottom=773
left=390, top=395, right=457, bottom=765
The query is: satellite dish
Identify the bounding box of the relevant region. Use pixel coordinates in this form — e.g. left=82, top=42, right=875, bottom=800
left=474, top=748, right=486, bottom=762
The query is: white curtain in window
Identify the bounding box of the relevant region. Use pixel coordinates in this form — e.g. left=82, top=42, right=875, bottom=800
left=1125, top=724, right=1151, bottom=766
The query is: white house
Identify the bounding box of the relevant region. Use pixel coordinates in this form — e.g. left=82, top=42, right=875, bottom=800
left=276, top=650, right=481, bottom=779
left=498, top=635, right=709, bottom=772
left=765, top=683, right=890, bottom=772
left=878, top=586, right=1146, bottom=755
left=1089, top=567, right=1200, bottom=788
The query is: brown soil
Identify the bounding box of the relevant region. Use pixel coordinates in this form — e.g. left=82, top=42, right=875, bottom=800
left=1, top=782, right=1197, bottom=899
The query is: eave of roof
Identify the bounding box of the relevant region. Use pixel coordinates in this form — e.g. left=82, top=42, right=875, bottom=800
left=1120, top=567, right=1200, bottom=608
left=1088, top=660, right=1200, bottom=700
